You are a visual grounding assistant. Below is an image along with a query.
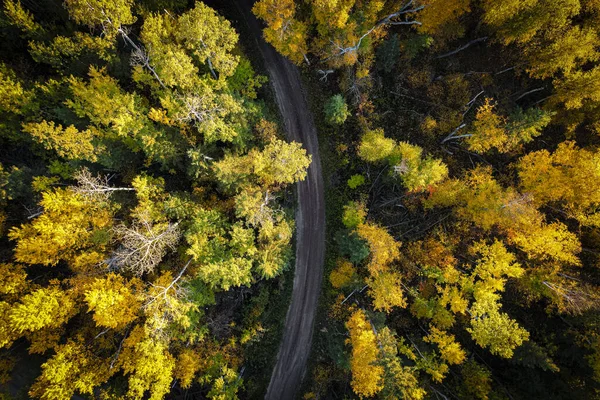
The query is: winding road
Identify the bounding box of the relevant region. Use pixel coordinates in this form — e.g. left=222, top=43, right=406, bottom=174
left=236, top=1, right=326, bottom=399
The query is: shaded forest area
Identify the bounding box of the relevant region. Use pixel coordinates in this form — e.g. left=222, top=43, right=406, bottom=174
left=0, top=0, right=312, bottom=398
left=252, top=0, right=600, bottom=399
left=1, top=0, right=600, bottom=399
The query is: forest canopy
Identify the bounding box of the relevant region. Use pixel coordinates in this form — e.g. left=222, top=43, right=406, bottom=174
left=1, top=0, right=600, bottom=399
left=256, top=0, right=598, bottom=398
left=0, top=0, right=310, bottom=398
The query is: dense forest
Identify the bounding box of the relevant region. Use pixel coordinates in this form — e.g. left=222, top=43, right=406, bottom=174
left=251, top=0, right=600, bottom=398
left=0, top=0, right=311, bottom=398
left=0, top=0, right=599, bottom=399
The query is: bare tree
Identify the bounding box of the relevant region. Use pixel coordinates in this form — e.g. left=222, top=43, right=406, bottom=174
left=176, top=93, right=222, bottom=126
left=128, top=43, right=167, bottom=89
left=106, top=218, right=181, bottom=275
left=435, top=37, right=488, bottom=59
left=72, top=168, right=135, bottom=200
left=144, top=260, right=193, bottom=339
left=317, top=69, right=335, bottom=82
left=249, top=190, right=277, bottom=227
left=440, top=90, right=485, bottom=144
left=542, top=280, right=600, bottom=315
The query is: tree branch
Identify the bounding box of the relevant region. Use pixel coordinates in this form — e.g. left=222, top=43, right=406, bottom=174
left=436, top=37, right=488, bottom=59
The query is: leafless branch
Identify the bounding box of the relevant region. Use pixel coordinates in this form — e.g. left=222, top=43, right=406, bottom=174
left=72, top=168, right=135, bottom=200
left=106, top=219, right=181, bottom=275
left=436, top=37, right=488, bottom=59
left=440, top=123, right=467, bottom=144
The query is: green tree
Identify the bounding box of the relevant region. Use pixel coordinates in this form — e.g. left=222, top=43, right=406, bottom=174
left=466, top=100, right=551, bottom=153
left=324, top=94, right=350, bottom=125
left=378, top=328, right=426, bottom=400
left=347, top=174, right=365, bottom=189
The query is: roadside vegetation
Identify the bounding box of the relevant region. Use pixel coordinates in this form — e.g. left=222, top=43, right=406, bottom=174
left=253, top=0, right=600, bottom=398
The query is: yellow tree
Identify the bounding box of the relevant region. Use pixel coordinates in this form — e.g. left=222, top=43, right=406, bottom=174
left=406, top=236, right=530, bottom=358
left=309, top=0, right=388, bottom=67
left=468, top=299, right=529, bottom=358
left=176, top=2, right=240, bottom=78
left=465, top=100, right=551, bottom=154
left=425, top=166, right=581, bottom=264
left=525, top=26, right=599, bottom=79
left=29, top=340, right=113, bottom=400
left=330, top=259, right=358, bottom=289
left=356, top=221, right=401, bottom=275
left=84, top=274, right=143, bottom=330
left=0, top=264, right=29, bottom=349
left=3, top=0, right=45, bottom=39
left=251, top=139, right=312, bottom=187
left=140, top=12, right=198, bottom=89
left=424, top=326, right=466, bottom=365
left=28, top=32, right=115, bottom=72
left=255, top=216, right=294, bottom=278
left=416, top=0, right=471, bottom=42
left=66, top=66, right=147, bottom=141
left=482, top=0, right=580, bottom=45
left=63, top=0, right=136, bottom=38
left=465, top=241, right=529, bottom=357
left=391, top=141, right=448, bottom=191
left=346, top=309, right=384, bottom=398
left=517, top=141, right=600, bottom=227
left=8, top=188, right=113, bottom=267
left=8, top=286, right=76, bottom=334
left=551, top=66, right=600, bottom=110
left=465, top=99, right=507, bottom=153
left=0, top=63, right=31, bottom=115
left=143, top=269, right=197, bottom=339
left=359, top=130, right=448, bottom=190
left=358, top=128, right=396, bottom=162
left=252, top=0, right=309, bottom=65
left=0, top=166, right=7, bottom=235
left=22, top=121, right=99, bottom=161
left=368, top=271, right=406, bottom=312
left=0, top=263, right=28, bottom=300
left=117, top=326, right=176, bottom=400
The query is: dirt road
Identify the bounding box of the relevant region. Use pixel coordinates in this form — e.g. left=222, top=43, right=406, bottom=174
left=236, top=1, right=326, bottom=399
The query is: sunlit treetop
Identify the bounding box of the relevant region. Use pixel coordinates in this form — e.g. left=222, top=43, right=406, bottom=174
left=63, top=0, right=136, bottom=36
